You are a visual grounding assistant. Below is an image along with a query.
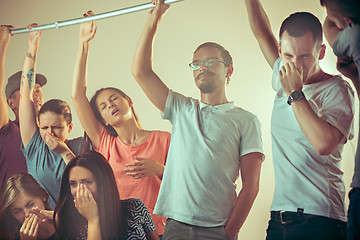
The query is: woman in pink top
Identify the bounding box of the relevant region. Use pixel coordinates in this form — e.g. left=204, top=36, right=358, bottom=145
left=71, top=12, right=170, bottom=236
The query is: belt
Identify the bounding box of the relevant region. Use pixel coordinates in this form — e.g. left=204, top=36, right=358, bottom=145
left=271, top=211, right=316, bottom=224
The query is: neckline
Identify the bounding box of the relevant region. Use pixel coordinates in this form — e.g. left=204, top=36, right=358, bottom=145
left=117, top=130, right=153, bottom=147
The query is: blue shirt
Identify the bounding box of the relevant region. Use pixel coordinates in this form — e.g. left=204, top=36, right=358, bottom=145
left=21, top=129, right=82, bottom=209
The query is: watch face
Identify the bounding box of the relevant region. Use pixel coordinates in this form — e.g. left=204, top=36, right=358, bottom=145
left=288, top=91, right=304, bottom=105
left=292, top=91, right=302, bottom=100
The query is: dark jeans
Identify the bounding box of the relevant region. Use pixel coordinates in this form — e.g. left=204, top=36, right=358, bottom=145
left=348, top=188, right=360, bottom=240
left=266, top=211, right=347, bottom=240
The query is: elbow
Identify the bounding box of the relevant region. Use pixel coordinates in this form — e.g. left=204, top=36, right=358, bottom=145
left=70, top=92, right=79, bottom=101
left=70, top=88, right=86, bottom=101
left=253, top=183, right=260, bottom=197
left=131, top=68, right=140, bottom=79
left=70, top=92, right=76, bottom=100
left=315, top=144, right=336, bottom=156
left=131, top=66, right=145, bottom=80
left=131, top=67, right=153, bottom=84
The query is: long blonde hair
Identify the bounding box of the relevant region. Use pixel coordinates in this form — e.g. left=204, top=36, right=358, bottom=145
left=0, top=173, right=50, bottom=239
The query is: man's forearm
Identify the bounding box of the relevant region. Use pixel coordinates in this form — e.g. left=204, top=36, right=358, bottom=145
left=244, top=0, right=273, bottom=39
left=225, top=185, right=259, bottom=240
left=60, top=149, right=76, bottom=165
left=323, top=17, right=341, bottom=47
left=291, top=98, right=344, bottom=155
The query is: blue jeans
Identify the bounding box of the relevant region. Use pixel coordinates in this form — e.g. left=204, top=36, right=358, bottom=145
left=266, top=211, right=346, bottom=240
left=347, top=188, right=360, bottom=240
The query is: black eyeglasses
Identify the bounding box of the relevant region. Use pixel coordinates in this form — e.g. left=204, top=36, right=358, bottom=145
left=189, top=57, right=228, bottom=71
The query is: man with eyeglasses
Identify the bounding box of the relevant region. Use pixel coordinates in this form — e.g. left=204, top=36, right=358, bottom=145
left=132, top=1, right=264, bottom=239
left=245, top=0, right=355, bottom=239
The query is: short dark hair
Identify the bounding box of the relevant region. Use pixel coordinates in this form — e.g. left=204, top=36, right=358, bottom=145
left=279, top=12, right=323, bottom=50
left=54, top=151, right=129, bottom=240
left=38, top=99, right=72, bottom=125
left=320, top=0, right=360, bottom=23
left=194, top=42, right=233, bottom=66
left=89, top=87, right=141, bottom=137
left=194, top=42, right=233, bottom=84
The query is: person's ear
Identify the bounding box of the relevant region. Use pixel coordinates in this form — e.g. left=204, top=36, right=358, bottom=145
left=226, top=65, right=234, bottom=79
left=7, top=98, right=14, bottom=109
left=319, top=44, right=326, bottom=60
left=67, top=122, right=74, bottom=133
left=127, top=97, right=133, bottom=108
left=344, top=17, right=354, bottom=26
left=278, top=44, right=282, bottom=56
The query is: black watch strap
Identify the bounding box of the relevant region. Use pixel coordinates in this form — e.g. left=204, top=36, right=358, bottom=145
left=287, top=91, right=305, bottom=105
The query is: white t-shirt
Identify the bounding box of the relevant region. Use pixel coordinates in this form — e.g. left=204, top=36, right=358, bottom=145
left=270, top=58, right=355, bottom=221
left=154, top=90, right=264, bottom=227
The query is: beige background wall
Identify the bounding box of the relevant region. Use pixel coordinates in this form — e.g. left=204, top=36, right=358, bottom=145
left=0, top=0, right=358, bottom=239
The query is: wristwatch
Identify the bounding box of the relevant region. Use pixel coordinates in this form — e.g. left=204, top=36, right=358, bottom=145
left=287, top=91, right=305, bottom=105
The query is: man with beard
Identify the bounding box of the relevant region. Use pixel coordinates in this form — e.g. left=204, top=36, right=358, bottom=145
left=6, top=70, right=46, bottom=127
left=244, top=0, right=355, bottom=239
left=132, top=1, right=264, bottom=239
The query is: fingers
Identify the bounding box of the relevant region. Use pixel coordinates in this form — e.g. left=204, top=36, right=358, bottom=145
left=0, top=24, right=14, bottom=28
left=39, top=209, right=54, bottom=223
left=125, top=157, right=144, bottom=170
left=77, top=183, right=85, bottom=205
left=20, top=214, right=39, bottom=239
left=28, top=215, right=39, bottom=237
left=0, top=25, right=14, bottom=33
left=298, top=65, right=304, bottom=81
left=124, top=165, right=143, bottom=173
left=83, top=10, right=94, bottom=17
left=86, top=186, right=96, bottom=203
left=125, top=161, right=143, bottom=166
left=84, top=185, right=92, bottom=202
left=126, top=171, right=145, bottom=179
left=77, top=184, right=92, bottom=205
left=27, top=23, right=38, bottom=30
left=44, top=133, right=59, bottom=149
left=83, top=11, right=95, bottom=30
left=39, top=209, right=54, bottom=218
left=20, top=214, right=31, bottom=232
left=74, top=184, right=98, bottom=220
left=90, top=26, right=97, bottom=38
left=80, top=11, right=97, bottom=42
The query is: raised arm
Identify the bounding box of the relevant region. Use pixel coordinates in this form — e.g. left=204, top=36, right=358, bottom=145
left=0, top=26, right=12, bottom=129
left=336, top=57, right=359, bottom=97
left=244, top=0, right=279, bottom=68
left=19, top=24, right=41, bottom=147
left=225, top=152, right=263, bottom=240
left=131, top=0, right=170, bottom=112
left=71, top=11, right=102, bottom=148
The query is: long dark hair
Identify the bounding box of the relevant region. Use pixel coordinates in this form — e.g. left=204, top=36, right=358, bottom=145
left=0, top=173, right=50, bottom=240
left=89, top=87, right=141, bottom=137
left=54, top=151, right=128, bottom=240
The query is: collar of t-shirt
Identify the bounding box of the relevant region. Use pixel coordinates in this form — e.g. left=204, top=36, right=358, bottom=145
left=199, top=100, right=236, bottom=112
